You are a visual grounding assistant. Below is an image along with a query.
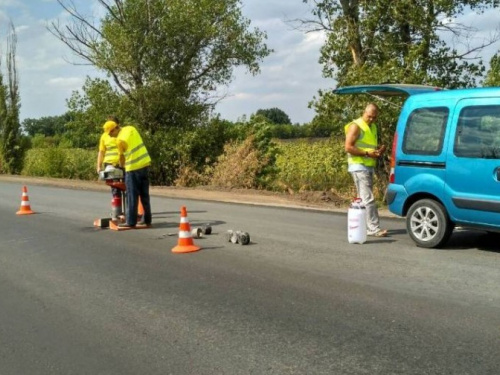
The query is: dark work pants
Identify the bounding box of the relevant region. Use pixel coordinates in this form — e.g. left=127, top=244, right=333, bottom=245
left=125, top=166, right=152, bottom=226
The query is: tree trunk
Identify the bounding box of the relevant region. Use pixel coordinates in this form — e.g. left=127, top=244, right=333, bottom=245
left=340, top=0, right=365, bottom=66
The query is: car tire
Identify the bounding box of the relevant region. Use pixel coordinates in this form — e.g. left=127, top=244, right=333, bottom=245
left=406, top=199, right=453, bottom=248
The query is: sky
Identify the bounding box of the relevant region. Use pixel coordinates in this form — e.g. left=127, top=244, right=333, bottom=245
left=0, top=1, right=499, bottom=125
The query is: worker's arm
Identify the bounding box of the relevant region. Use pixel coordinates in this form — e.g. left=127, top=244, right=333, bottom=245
left=117, top=139, right=127, bottom=168
left=97, top=150, right=105, bottom=173
left=119, top=154, right=125, bottom=168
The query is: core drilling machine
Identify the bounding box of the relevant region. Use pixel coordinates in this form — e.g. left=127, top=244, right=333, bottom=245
left=94, top=165, right=126, bottom=227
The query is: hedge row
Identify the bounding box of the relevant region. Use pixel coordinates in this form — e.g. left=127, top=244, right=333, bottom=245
left=21, top=138, right=360, bottom=200
left=274, top=138, right=353, bottom=197
left=22, top=148, right=96, bottom=180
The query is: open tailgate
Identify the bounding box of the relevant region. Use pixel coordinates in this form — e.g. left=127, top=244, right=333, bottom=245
left=332, top=84, right=443, bottom=97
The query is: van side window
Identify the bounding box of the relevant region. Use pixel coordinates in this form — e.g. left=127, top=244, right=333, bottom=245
left=454, top=105, right=500, bottom=159
left=403, top=107, right=448, bottom=155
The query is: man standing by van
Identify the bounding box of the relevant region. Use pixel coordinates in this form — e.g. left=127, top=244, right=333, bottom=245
left=345, top=103, right=387, bottom=237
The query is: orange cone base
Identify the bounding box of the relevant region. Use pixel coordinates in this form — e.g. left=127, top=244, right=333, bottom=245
left=172, top=244, right=201, bottom=253
left=17, top=209, right=34, bottom=215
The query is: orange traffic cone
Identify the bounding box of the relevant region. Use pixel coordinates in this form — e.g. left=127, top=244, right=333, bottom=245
left=137, top=197, right=144, bottom=220
left=172, top=206, right=201, bottom=253
left=16, top=186, right=35, bottom=215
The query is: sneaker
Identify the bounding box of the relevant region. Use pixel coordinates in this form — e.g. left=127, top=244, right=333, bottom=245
left=118, top=223, right=136, bottom=228
left=137, top=220, right=152, bottom=227
left=367, top=229, right=388, bottom=237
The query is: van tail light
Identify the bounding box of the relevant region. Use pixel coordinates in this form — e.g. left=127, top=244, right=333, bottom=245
left=389, top=132, right=397, bottom=183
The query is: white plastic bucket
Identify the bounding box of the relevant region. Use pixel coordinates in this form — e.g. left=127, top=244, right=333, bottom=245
left=347, top=199, right=367, bottom=244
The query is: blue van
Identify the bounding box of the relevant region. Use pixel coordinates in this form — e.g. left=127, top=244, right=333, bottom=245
left=334, top=84, right=500, bottom=248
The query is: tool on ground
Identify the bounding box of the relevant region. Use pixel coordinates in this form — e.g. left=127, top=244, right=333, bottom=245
left=172, top=206, right=201, bottom=253
left=226, top=230, right=251, bottom=245
left=191, top=224, right=212, bottom=238
left=16, top=185, right=35, bottom=215
left=191, top=227, right=203, bottom=238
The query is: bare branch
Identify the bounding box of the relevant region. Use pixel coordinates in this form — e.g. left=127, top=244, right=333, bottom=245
left=48, top=0, right=133, bottom=97
left=54, top=0, right=104, bottom=38
left=96, top=0, right=125, bottom=25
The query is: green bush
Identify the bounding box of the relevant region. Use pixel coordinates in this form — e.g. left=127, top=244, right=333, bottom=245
left=62, top=148, right=97, bottom=180
left=274, top=138, right=353, bottom=197
left=22, top=147, right=95, bottom=180
left=147, top=118, right=236, bottom=186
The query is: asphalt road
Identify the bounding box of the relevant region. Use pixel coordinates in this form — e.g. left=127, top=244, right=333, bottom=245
left=1, top=181, right=500, bottom=374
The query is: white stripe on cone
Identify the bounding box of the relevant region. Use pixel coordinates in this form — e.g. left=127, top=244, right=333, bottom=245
left=179, top=231, right=192, bottom=239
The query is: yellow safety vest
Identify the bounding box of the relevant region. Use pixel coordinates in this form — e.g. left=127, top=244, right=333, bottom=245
left=99, top=133, right=120, bottom=165
left=344, top=117, right=377, bottom=167
left=117, top=126, right=151, bottom=172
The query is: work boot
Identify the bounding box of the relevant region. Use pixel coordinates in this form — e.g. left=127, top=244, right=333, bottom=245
left=118, top=223, right=135, bottom=228
left=137, top=220, right=152, bottom=228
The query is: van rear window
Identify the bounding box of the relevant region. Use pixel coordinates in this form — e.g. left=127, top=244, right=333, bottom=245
left=403, top=107, right=448, bottom=155
left=454, top=105, right=500, bottom=159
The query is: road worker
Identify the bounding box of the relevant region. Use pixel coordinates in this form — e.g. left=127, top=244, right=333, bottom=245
left=107, top=117, right=152, bottom=228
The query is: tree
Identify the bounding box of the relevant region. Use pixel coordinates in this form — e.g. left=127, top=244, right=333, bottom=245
left=0, top=22, right=23, bottom=174
left=299, top=0, right=500, bottom=150
left=255, top=107, right=292, bottom=124
left=483, top=53, right=500, bottom=87
left=301, top=0, right=498, bottom=87
left=64, top=77, right=124, bottom=148
left=49, top=0, right=271, bottom=132
left=22, top=113, right=70, bottom=137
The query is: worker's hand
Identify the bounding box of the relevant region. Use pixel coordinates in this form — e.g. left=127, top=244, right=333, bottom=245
left=97, top=167, right=102, bottom=174
left=367, top=145, right=386, bottom=158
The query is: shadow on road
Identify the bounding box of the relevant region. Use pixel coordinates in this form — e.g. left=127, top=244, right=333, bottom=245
left=384, top=226, right=500, bottom=253
left=444, top=230, right=500, bottom=253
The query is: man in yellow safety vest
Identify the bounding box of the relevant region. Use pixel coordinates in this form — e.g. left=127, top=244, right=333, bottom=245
left=97, top=117, right=123, bottom=219
left=344, top=103, right=387, bottom=237
left=107, top=117, right=152, bottom=228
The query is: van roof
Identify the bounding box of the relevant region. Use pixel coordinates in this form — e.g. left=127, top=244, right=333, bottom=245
left=405, top=86, right=500, bottom=101
left=332, top=84, right=443, bottom=97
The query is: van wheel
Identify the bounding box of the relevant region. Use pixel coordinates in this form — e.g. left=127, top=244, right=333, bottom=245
left=406, top=199, right=453, bottom=248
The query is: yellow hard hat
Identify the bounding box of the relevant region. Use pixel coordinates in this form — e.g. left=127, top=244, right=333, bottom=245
left=103, top=120, right=118, bottom=134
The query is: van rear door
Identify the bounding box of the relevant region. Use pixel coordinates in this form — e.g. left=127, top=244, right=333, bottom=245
left=332, top=84, right=443, bottom=97
left=445, top=98, right=500, bottom=227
